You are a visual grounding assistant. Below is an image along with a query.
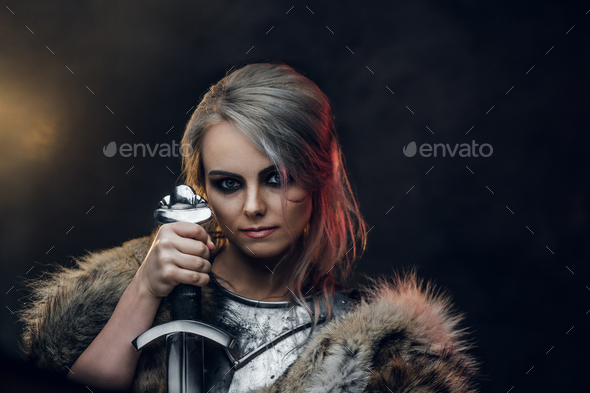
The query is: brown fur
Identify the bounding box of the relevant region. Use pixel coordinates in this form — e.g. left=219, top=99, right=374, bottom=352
left=18, top=235, right=479, bottom=392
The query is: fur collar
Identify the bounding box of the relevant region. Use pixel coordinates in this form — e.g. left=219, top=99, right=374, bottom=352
left=18, top=234, right=479, bottom=392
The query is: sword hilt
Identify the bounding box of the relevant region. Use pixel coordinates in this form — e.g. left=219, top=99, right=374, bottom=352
left=170, top=284, right=201, bottom=321
left=156, top=185, right=209, bottom=324
left=132, top=185, right=237, bottom=393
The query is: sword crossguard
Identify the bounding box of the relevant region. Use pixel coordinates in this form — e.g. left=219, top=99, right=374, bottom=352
left=132, top=320, right=237, bottom=351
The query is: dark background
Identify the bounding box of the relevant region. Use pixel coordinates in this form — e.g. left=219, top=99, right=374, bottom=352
left=1, top=1, right=589, bottom=392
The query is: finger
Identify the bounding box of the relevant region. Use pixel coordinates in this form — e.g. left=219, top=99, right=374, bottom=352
left=172, top=268, right=210, bottom=287
left=171, top=236, right=211, bottom=260
left=171, top=253, right=211, bottom=274
left=166, top=222, right=214, bottom=249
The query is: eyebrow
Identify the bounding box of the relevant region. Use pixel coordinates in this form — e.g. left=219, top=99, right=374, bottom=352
left=208, top=165, right=277, bottom=179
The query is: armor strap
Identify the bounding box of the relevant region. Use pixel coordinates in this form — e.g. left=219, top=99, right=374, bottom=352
left=225, top=317, right=327, bottom=370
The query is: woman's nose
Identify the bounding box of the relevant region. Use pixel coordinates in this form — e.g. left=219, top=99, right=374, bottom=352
left=243, top=185, right=266, bottom=217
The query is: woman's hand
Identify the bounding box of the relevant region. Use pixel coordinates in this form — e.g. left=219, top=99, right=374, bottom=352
left=136, top=222, right=215, bottom=298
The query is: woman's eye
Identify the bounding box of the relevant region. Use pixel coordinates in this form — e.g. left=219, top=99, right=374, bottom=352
left=269, top=173, right=282, bottom=185
left=216, top=173, right=290, bottom=191
left=268, top=172, right=293, bottom=186
left=219, top=178, right=240, bottom=190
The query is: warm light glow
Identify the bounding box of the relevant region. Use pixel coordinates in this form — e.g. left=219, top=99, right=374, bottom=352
left=0, top=79, right=61, bottom=177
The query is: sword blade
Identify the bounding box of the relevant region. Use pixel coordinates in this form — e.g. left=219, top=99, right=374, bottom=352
left=167, top=332, right=204, bottom=393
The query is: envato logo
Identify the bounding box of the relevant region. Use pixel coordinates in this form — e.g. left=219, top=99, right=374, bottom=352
left=103, top=141, right=194, bottom=158
left=403, top=141, right=493, bottom=158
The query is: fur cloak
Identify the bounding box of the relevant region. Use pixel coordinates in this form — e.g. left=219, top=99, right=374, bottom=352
left=18, top=233, right=480, bottom=392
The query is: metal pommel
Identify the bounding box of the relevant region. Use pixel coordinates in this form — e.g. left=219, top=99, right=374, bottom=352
left=154, top=185, right=213, bottom=225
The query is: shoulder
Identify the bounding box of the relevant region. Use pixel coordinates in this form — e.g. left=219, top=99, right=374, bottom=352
left=262, top=270, right=480, bottom=393
left=81, top=231, right=157, bottom=272
left=21, top=230, right=157, bottom=310
left=18, top=231, right=157, bottom=372
left=329, top=276, right=376, bottom=320
left=330, top=287, right=365, bottom=320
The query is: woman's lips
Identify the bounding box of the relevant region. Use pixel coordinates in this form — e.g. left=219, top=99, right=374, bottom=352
left=240, top=227, right=277, bottom=238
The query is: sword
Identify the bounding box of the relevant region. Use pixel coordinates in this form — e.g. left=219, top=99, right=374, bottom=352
left=132, top=185, right=237, bottom=393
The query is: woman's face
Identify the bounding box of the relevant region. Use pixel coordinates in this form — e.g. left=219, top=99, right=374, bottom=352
left=201, top=121, right=312, bottom=261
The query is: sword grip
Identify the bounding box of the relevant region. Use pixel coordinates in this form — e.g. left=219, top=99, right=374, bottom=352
left=170, top=283, right=202, bottom=321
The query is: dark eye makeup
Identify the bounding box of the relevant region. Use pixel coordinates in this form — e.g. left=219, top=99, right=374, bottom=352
left=213, top=172, right=290, bottom=192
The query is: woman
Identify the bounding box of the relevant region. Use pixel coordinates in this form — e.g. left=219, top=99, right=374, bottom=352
left=19, top=62, right=480, bottom=392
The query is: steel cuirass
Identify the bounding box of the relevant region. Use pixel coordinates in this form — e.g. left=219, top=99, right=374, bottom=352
left=202, top=274, right=358, bottom=393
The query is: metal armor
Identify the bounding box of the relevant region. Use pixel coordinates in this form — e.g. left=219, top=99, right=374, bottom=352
left=203, top=275, right=357, bottom=392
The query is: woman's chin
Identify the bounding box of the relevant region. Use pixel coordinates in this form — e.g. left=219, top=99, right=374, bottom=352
left=239, top=243, right=289, bottom=260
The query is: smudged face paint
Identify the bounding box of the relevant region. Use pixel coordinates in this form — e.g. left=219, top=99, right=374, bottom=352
left=202, top=121, right=312, bottom=261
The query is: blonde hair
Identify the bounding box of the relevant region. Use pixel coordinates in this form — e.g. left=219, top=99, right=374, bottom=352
left=180, top=61, right=367, bottom=329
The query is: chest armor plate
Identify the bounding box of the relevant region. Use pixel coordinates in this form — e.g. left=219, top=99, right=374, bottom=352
left=202, top=276, right=356, bottom=392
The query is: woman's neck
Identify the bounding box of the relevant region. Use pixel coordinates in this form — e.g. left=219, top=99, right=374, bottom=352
left=210, top=244, right=294, bottom=301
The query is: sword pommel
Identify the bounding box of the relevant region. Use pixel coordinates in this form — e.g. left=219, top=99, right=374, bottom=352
left=154, top=185, right=213, bottom=225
